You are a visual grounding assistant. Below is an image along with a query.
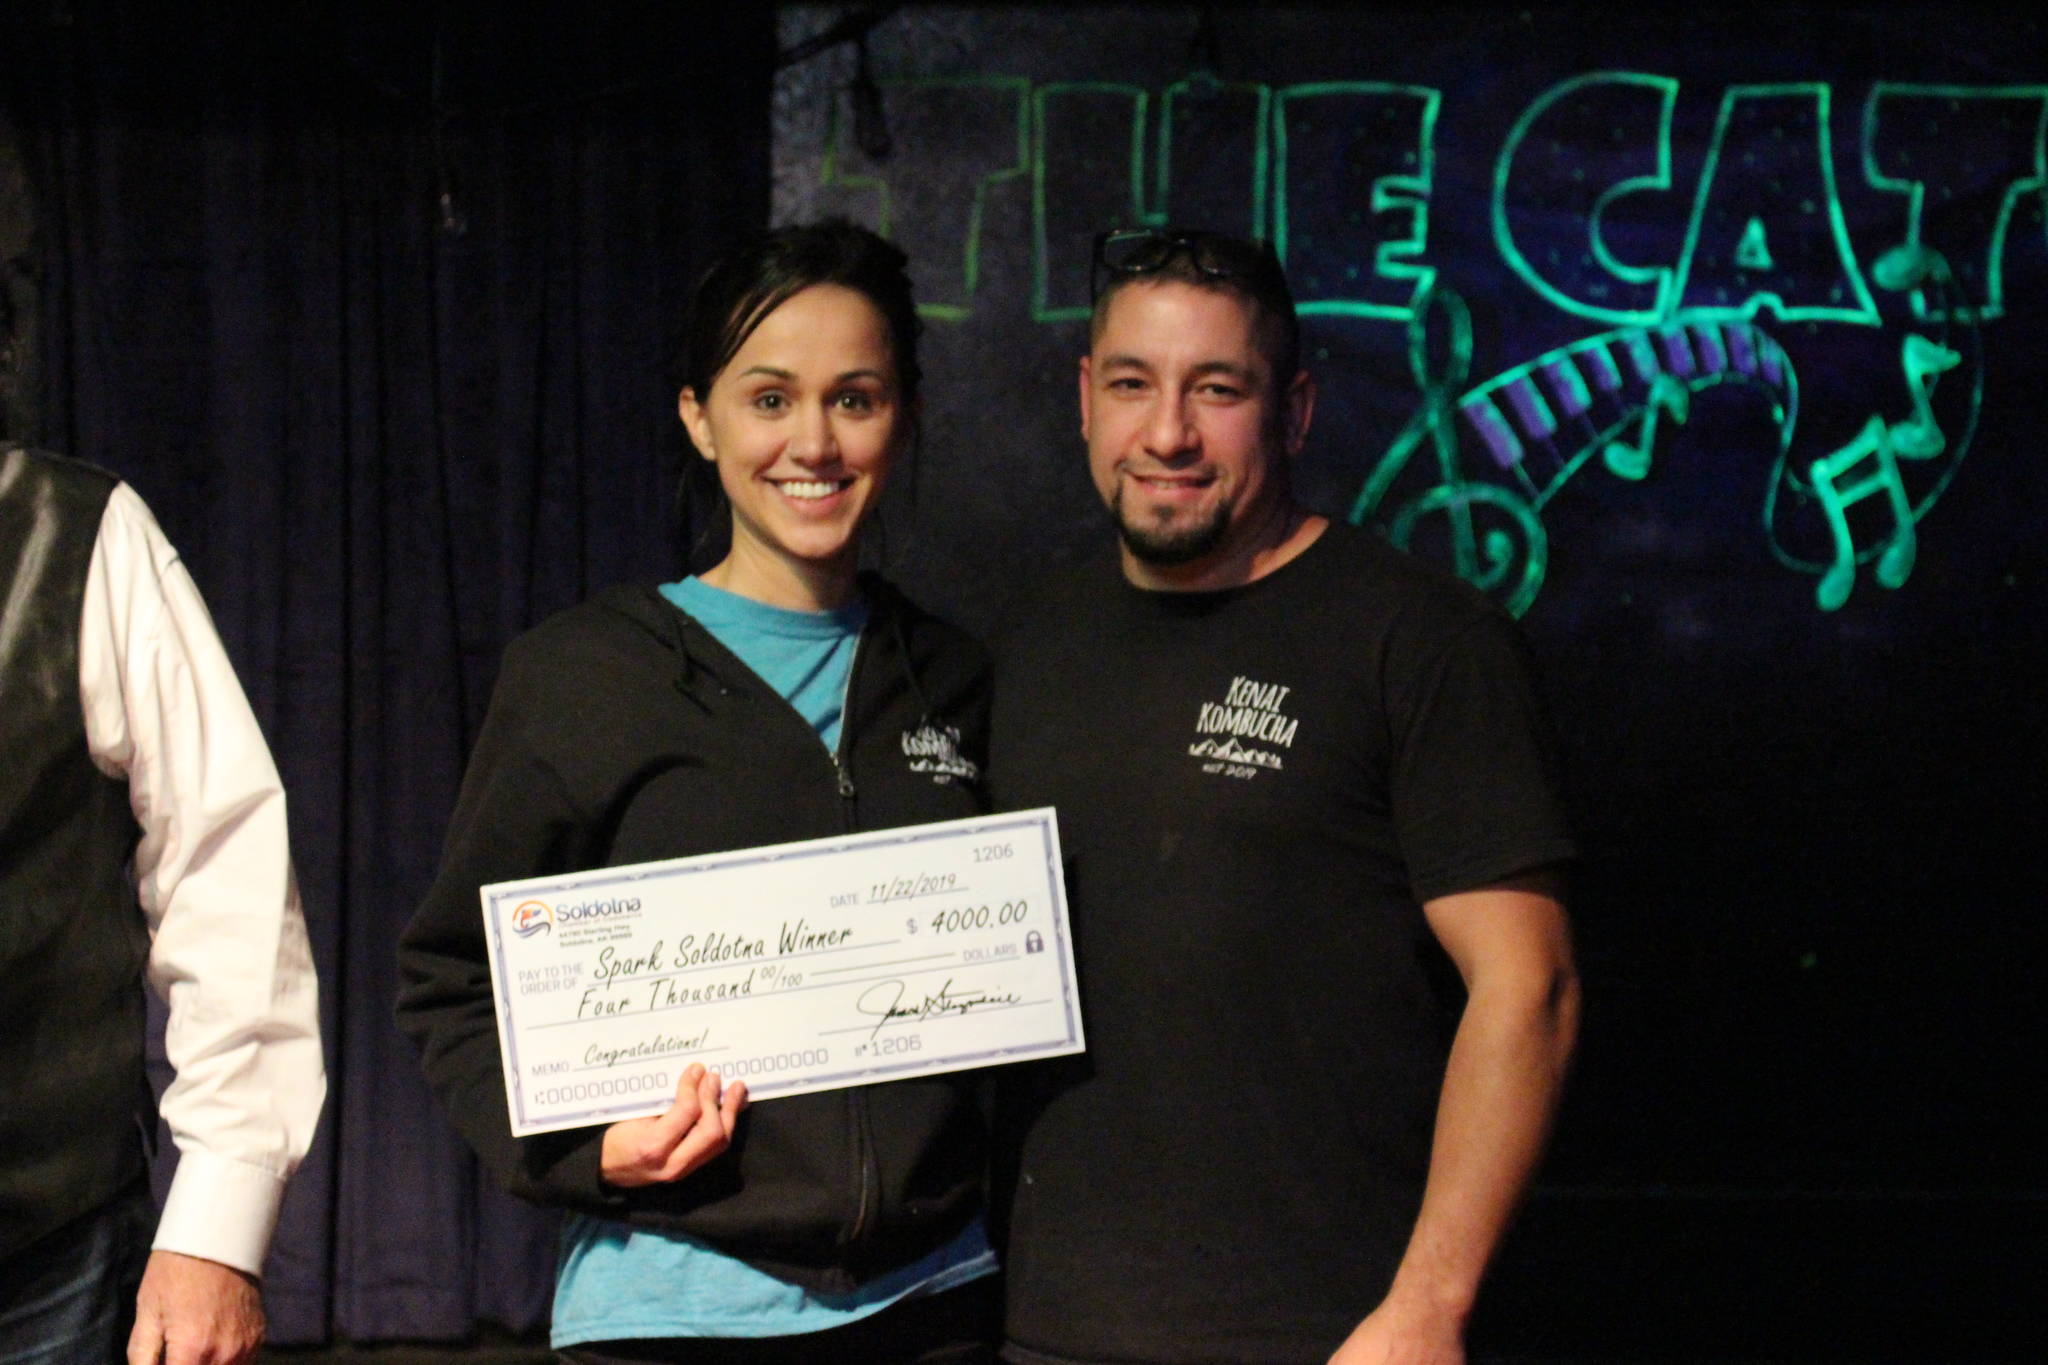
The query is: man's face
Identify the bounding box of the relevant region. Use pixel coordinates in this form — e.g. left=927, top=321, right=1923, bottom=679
left=1081, top=280, right=1308, bottom=575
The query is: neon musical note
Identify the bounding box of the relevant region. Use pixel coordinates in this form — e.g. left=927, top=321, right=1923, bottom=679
left=1603, top=373, right=1690, bottom=481
left=1764, top=243, right=1981, bottom=608
left=1809, top=415, right=1917, bottom=611
left=1886, top=332, right=1961, bottom=461
left=1349, top=282, right=1473, bottom=524
left=1350, top=283, right=1546, bottom=617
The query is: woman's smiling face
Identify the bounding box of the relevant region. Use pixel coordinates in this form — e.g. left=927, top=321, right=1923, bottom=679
left=680, top=283, right=904, bottom=607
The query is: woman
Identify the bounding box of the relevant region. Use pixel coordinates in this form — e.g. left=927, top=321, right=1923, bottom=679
left=396, top=222, right=997, bottom=1363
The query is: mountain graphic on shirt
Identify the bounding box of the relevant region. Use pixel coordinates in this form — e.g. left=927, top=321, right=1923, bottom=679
left=1187, top=736, right=1284, bottom=769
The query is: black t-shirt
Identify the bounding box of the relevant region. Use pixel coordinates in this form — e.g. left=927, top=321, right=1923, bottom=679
left=989, top=522, right=1576, bottom=1365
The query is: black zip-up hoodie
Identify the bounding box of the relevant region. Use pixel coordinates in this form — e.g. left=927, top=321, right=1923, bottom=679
left=395, top=578, right=991, bottom=1290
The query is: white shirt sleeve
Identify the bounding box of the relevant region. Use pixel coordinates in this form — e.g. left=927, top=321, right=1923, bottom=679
left=76, top=482, right=326, bottom=1276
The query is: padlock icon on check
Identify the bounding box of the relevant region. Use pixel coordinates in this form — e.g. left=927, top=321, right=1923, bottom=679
left=1024, top=931, right=1044, bottom=954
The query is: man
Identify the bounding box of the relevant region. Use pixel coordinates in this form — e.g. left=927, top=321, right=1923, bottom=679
left=0, top=446, right=325, bottom=1365
left=989, top=230, right=1580, bottom=1365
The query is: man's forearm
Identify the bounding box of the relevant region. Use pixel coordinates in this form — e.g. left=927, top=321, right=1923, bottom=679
left=1383, top=940, right=1580, bottom=1329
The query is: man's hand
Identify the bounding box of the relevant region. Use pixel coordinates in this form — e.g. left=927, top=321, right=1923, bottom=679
left=127, top=1250, right=264, bottom=1365
left=599, top=1063, right=747, bottom=1188
left=1327, top=1298, right=1464, bottom=1365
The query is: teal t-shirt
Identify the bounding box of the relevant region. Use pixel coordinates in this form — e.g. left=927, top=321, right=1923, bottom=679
left=658, top=576, right=866, bottom=751
left=550, top=575, right=996, bottom=1347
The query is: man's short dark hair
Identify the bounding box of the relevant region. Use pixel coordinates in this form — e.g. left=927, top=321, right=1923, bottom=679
left=1088, top=227, right=1301, bottom=386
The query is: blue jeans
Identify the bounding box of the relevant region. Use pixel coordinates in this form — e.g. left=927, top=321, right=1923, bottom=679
left=0, top=1184, right=153, bottom=1365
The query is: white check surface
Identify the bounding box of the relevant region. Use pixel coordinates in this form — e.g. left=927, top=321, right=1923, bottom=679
left=481, top=809, right=1081, bottom=1136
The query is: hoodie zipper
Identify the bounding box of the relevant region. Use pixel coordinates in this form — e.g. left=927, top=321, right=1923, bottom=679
left=673, top=594, right=886, bottom=1265
left=832, top=625, right=865, bottom=828
left=835, top=626, right=879, bottom=1257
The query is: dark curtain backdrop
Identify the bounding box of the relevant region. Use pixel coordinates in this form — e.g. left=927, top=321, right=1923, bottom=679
left=3, top=3, right=772, bottom=1342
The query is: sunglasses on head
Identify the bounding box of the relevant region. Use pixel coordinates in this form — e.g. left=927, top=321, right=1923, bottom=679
left=1089, top=227, right=1285, bottom=302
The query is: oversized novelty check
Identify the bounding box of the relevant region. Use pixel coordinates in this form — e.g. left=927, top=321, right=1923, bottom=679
left=481, top=809, right=1081, bottom=1136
